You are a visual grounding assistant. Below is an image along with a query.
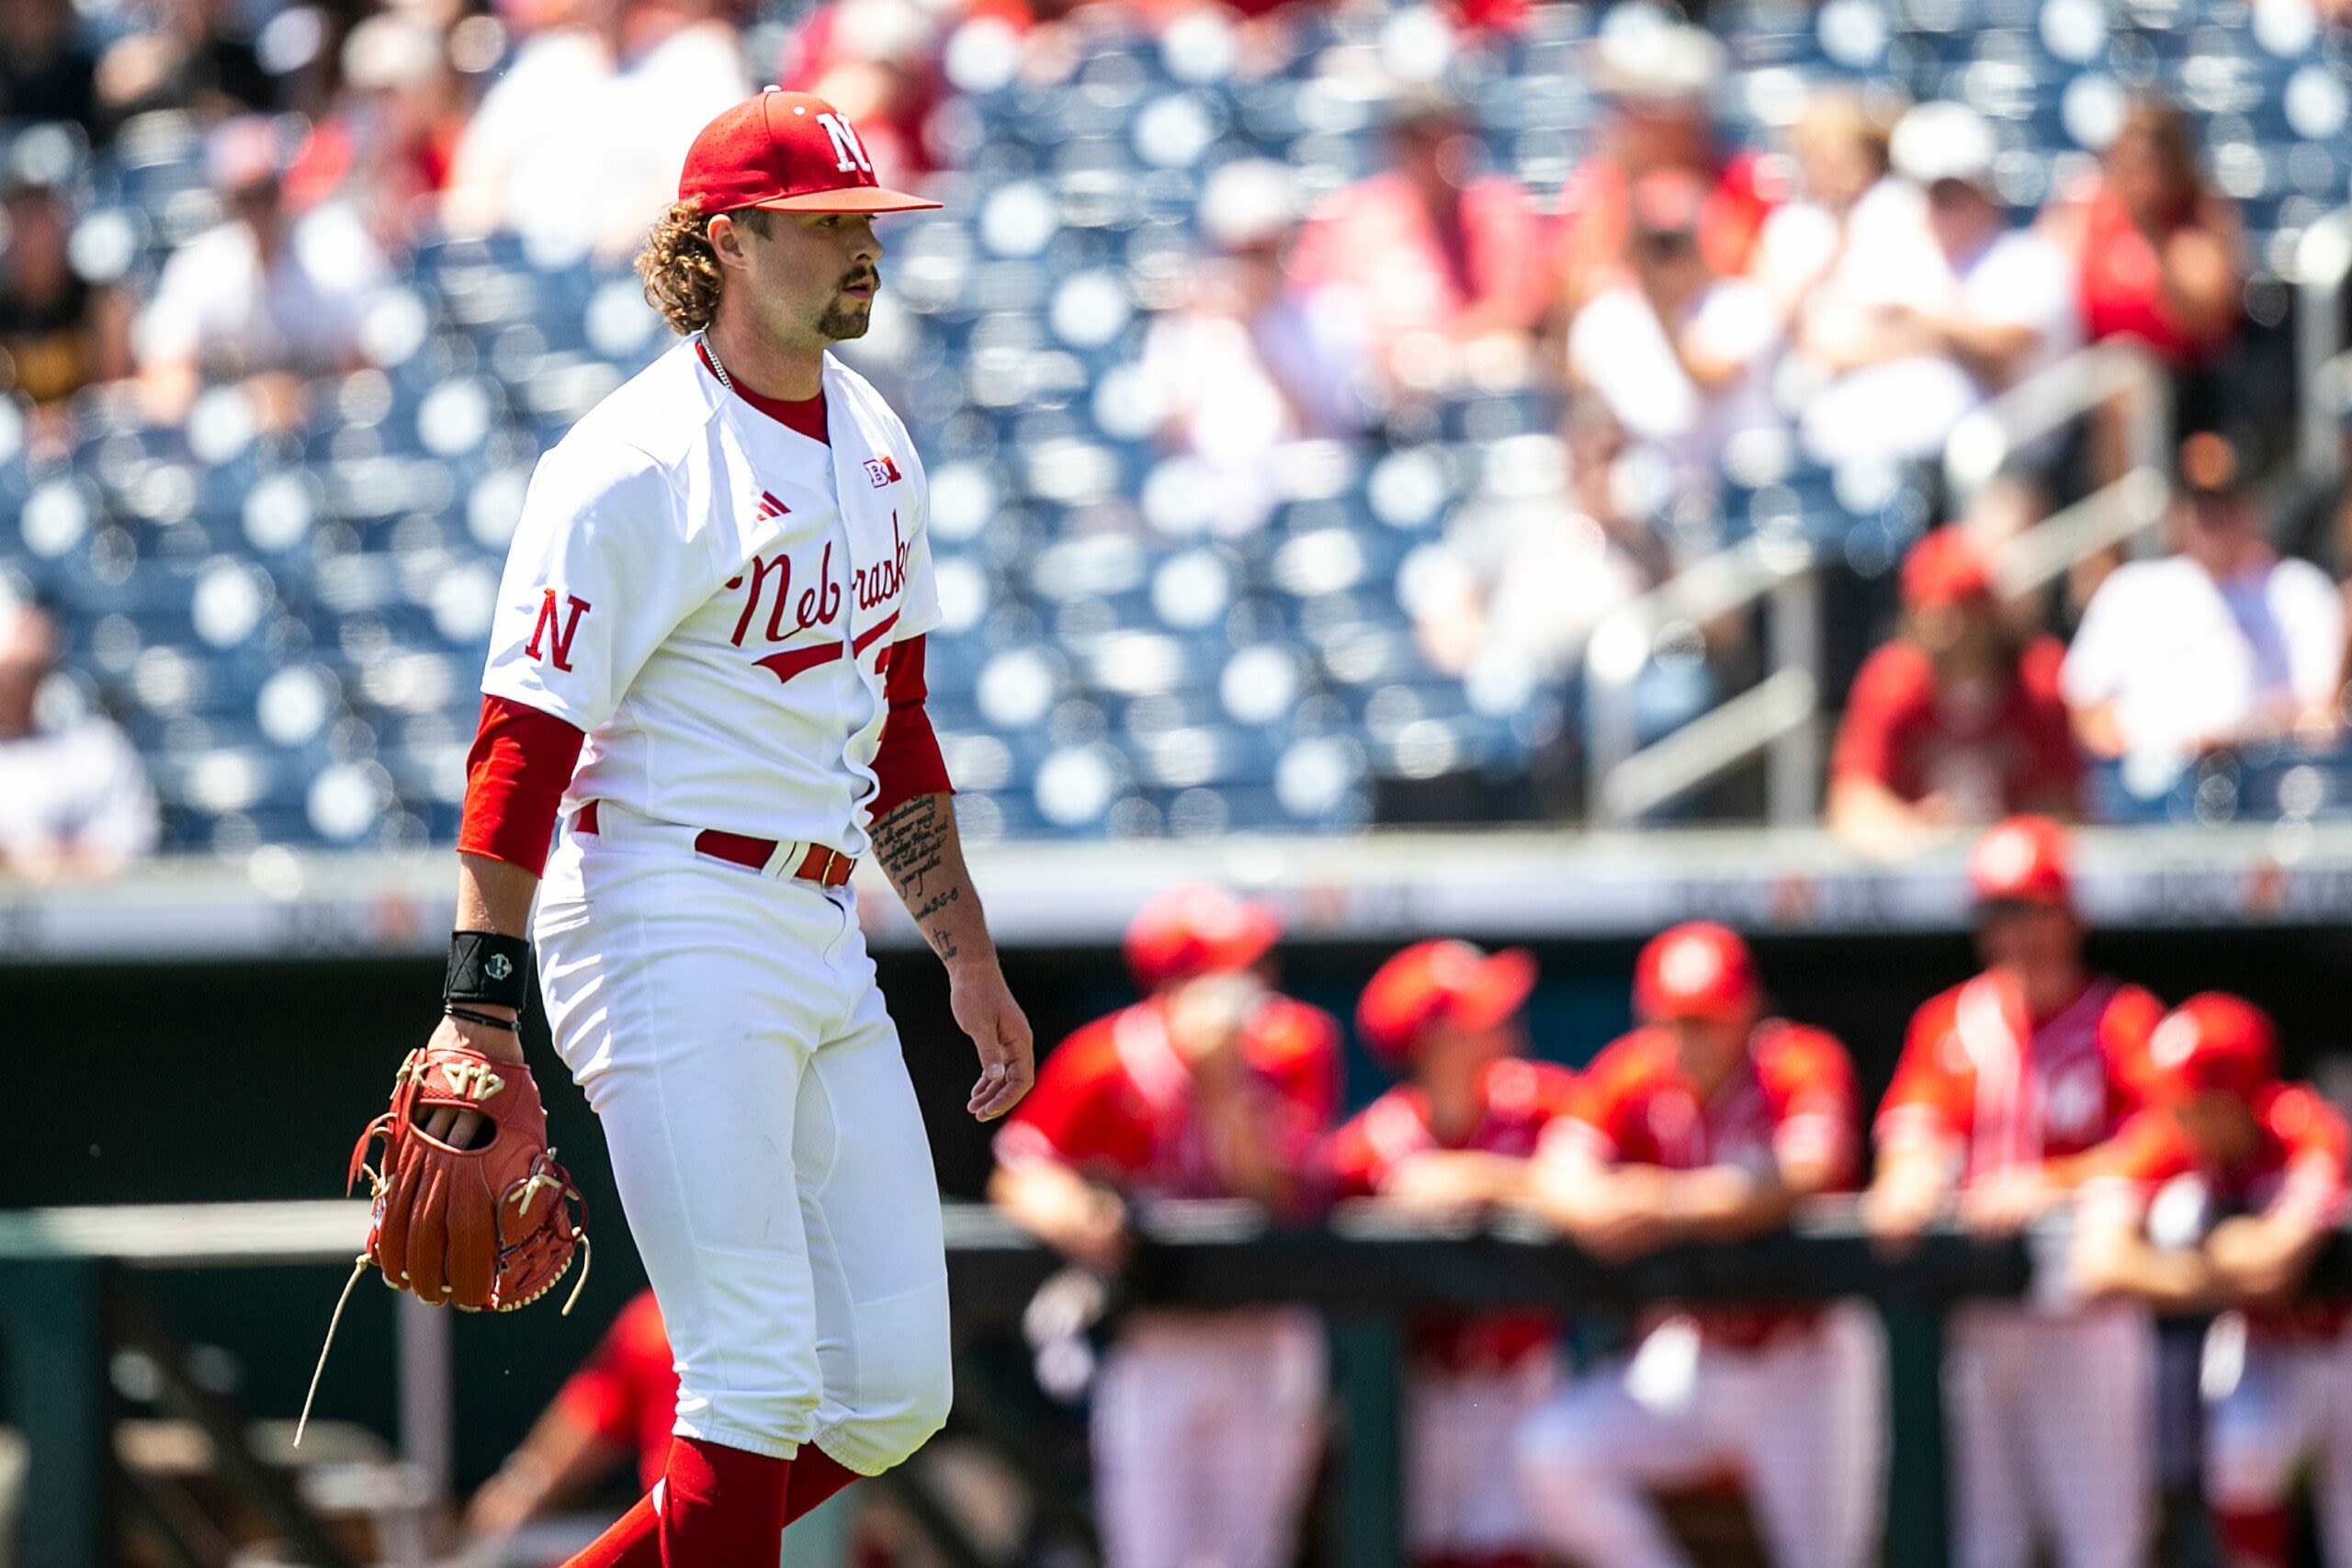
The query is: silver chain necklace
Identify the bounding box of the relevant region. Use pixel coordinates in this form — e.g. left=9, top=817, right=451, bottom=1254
left=702, top=333, right=735, bottom=395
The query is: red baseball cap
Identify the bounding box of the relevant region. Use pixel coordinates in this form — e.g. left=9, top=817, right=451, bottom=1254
left=1970, top=814, right=2073, bottom=908
left=677, top=89, right=941, bottom=217
left=1634, top=922, right=1760, bottom=1023
left=1357, top=939, right=1537, bottom=1069
left=1901, top=527, right=1994, bottom=611
left=1125, top=884, right=1282, bottom=992
left=2145, top=993, right=2277, bottom=1105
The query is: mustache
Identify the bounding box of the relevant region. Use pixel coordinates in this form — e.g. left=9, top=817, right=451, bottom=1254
left=838, top=267, right=879, bottom=294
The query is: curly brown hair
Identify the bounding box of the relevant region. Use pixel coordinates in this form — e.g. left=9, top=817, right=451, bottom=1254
left=634, top=202, right=771, bottom=335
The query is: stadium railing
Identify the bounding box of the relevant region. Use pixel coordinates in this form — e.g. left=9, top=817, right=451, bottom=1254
left=1587, top=340, right=2170, bottom=830
left=10, top=1197, right=2352, bottom=1568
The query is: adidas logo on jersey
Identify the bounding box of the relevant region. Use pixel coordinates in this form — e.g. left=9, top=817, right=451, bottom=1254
left=755, top=491, right=790, bottom=522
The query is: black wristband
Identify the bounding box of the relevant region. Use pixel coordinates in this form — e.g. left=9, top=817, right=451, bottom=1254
left=444, top=1005, right=519, bottom=1033
left=446, top=931, right=532, bottom=1009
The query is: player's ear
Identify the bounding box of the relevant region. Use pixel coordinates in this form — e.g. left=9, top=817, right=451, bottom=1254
left=708, top=213, right=749, bottom=268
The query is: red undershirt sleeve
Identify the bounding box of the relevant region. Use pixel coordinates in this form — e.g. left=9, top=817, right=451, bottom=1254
left=869, top=635, right=953, bottom=823
left=458, top=694, right=586, bottom=876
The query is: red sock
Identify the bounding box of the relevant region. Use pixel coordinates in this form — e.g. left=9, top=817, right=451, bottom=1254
left=2212, top=1504, right=2293, bottom=1568
left=562, top=1494, right=660, bottom=1568
left=659, top=1437, right=792, bottom=1565
left=783, top=1448, right=865, bottom=1525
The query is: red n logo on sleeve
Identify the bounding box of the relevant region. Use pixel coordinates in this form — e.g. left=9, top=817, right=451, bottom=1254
left=526, top=589, right=593, bottom=671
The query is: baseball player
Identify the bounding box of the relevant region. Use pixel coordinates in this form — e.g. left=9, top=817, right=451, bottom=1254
left=1321, top=939, right=1576, bottom=1568
left=989, top=884, right=1340, bottom=1568
left=1862, top=813, right=2164, bottom=1568
left=1513, top=922, right=1879, bottom=1568
left=384, top=89, right=1035, bottom=1567
left=2071, top=994, right=2352, bottom=1568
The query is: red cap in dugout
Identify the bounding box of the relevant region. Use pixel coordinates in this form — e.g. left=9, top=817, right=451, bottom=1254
left=1125, top=883, right=1283, bottom=992
left=1901, top=527, right=1994, bottom=611
left=2145, top=993, right=2278, bottom=1105
left=1634, top=921, right=1759, bottom=1023
left=679, top=89, right=942, bottom=216
left=1357, top=939, right=1537, bottom=1067
left=1970, top=813, right=2074, bottom=908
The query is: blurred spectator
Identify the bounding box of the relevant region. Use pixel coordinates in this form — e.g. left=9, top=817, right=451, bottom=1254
left=2061, top=434, right=2344, bottom=767
left=777, top=0, right=943, bottom=187
left=1553, top=17, right=1772, bottom=314
left=441, top=0, right=751, bottom=260
left=1134, top=159, right=1370, bottom=528
left=1288, top=90, right=1548, bottom=392
left=1566, top=169, right=1783, bottom=499
left=283, top=13, right=467, bottom=252
left=0, top=600, right=160, bottom=878
left=2070, top=995, right=2352, bottom=1568
left=1324, top=940, right=1574, bottom=1568
left=135, top=115, right=388, bottom=430
left=0, top=173, right=134, bottom=446
left=1514, top=923, right=1879, bottom=1568
left=0, top=0, right=101, bottom=136
left=1864, top=816, right=2162, bottom=1568
left=1751, top=86, right=1914, bottom=318
left=990, top=886, right=1338, bottom=1568
left=1408, top=399, right=1660, bottom=686
left=2044, top=96, right=2241, bottom=385
left=1827, top=528, right=2079, bottom=854
left=96, top=0, right=276, bottom=125
left=467, top=1289, right=676, bottom=1540
left=2043, top=95, right=2243, bottom=479
left=1795, top=102, right=2079, bottom=468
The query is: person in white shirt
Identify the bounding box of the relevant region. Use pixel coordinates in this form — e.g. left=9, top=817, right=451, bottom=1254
left=2062, top=433, right=2345, bottom=767
left=135, top=115, right=387, bottom=429
left=1568, top=168, right=1782, bottom=500
left=0, top=600, right=160, bottom=877
left=1753, top=86, right=1917, bottom=320
left=1794, top=101, right=2079, bottom=468
left=439, top=0, right=751, bottom=260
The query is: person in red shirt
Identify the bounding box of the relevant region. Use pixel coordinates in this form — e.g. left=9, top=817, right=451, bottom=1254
left=1286, top=90, right=1549, bottom=390
left=2071, top=995, right=2352, bottom=1568
left=1551, top=22, right=1773, bottom=314
left=989, top=884, right=1340, bottom=1568
left=469, top=1291, right=681, bottom=1541
left=1321, top=939, right=1576, bottom=1568
left=1827, top=527, right=2080, bottom=855
left=1863, top=813, right=2165, bottom=1568
left=1512, top=923, right=1879, bottom=1568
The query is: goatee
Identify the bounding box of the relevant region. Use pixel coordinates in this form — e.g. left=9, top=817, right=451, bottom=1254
left=817, top=301, right=871, bottom=341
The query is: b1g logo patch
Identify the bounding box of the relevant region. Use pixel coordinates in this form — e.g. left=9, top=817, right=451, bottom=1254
left=864, top=455, right=902, bottom=488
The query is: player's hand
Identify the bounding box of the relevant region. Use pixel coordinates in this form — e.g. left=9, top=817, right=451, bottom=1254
left=1958, top=1167, right=2050, bottom=1235
left=419, top=1008, right=526, bottom=1151
left=1384, top=1151, right=1515, bottom=1215
left=951, top=959, right=1033, bottom=1122
left=1861, top=1168, right=1947, bottom=1255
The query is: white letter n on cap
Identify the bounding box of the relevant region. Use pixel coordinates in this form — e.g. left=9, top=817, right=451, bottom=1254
left=817, top=112, right=873, bottom=174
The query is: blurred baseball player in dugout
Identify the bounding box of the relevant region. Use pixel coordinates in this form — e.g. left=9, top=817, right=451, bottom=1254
left=1863, top=814, right=2163, bottom=1568
left=2071, top=994, right=2352, bottom=1568
left=989, top=884, right=1340, bottom=1568
left=1320, top=939, right=1576, bottom=1568
left=421, top=86, right=1033, bottom=1567
left=1512, top=921, right=1881, bottom=1568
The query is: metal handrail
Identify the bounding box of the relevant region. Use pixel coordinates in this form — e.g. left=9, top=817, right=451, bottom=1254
left=2297, top=207, right=2352, bottom=483
left=1588, top=344, right=2170, bottom=829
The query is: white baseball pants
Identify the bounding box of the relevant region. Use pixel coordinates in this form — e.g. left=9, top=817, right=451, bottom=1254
left=533, top=808, right=954, bottom=1476
left=1090, top=1309, right=1327, bottom=1568
left=1513, top=1307, right=1885, bottom=1568
left=1406, top=1354, right=1561, bottom=1558
left=1944, top=1302, right=2153, bottom=1568
left=2204, top=1328, right=2352, bottom=1566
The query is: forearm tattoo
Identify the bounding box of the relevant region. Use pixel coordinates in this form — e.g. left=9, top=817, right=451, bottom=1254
left=871, top=792, right=964, bottom=960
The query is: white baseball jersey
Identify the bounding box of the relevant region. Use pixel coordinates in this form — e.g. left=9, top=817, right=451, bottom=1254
left=481, top=340, right=940, bottom=856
